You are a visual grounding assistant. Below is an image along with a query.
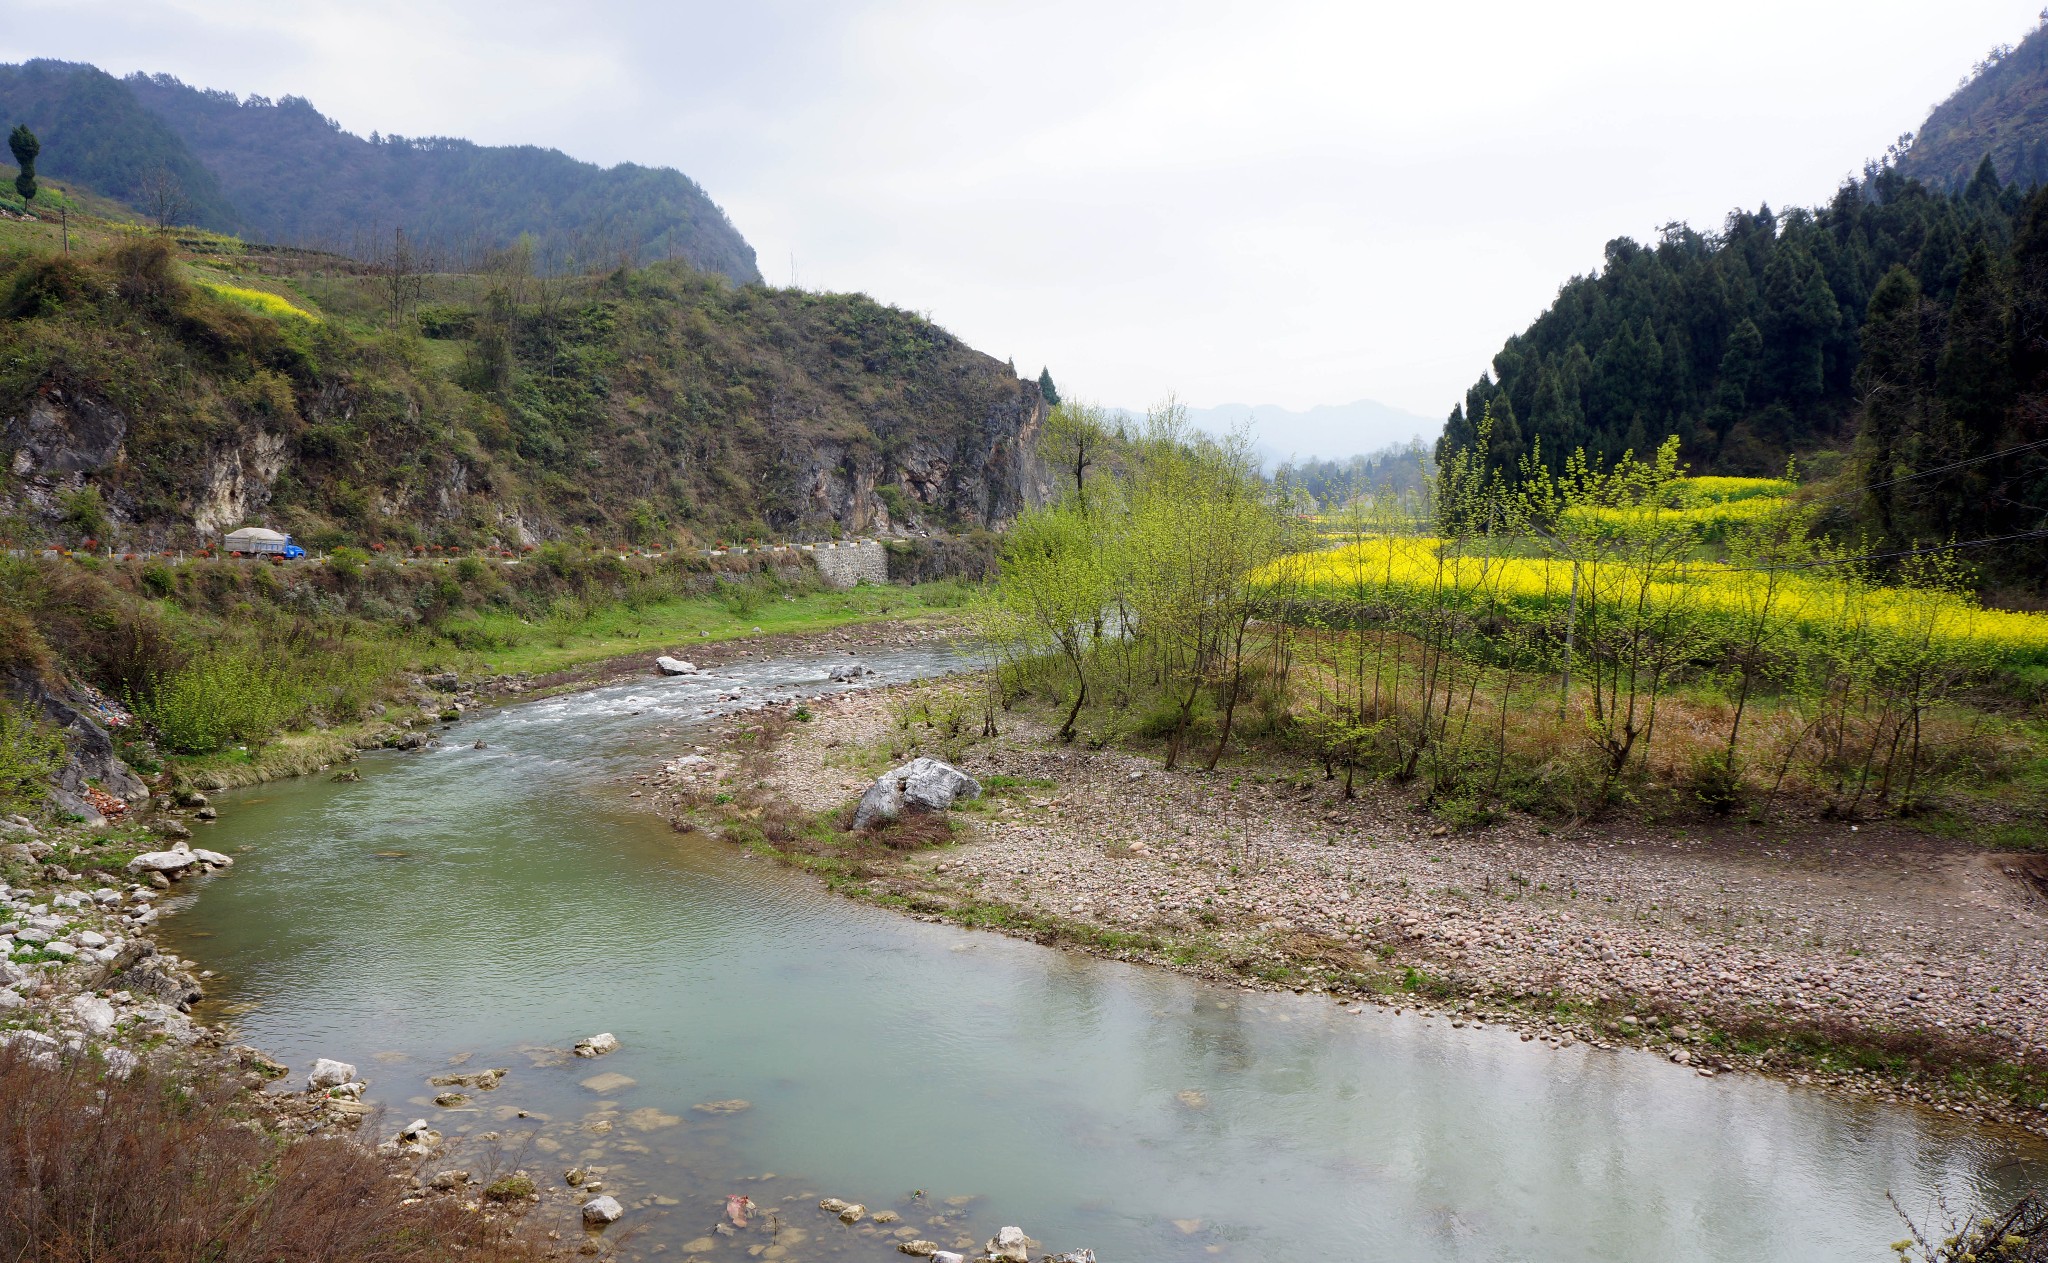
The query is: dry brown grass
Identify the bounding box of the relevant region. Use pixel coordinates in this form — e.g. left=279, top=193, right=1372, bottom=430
left=0, top=1047, right=554, bottom=1263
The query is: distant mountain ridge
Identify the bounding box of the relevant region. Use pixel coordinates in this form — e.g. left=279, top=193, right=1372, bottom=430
left=1111, top=398, right=1436, bottom=467
left=0, top=59, right=760, bottom=283
left=1899, top=20, right=2048, bottom=193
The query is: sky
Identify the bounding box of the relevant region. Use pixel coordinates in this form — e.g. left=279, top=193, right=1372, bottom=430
left=2, top=0, right=2043, bottom=426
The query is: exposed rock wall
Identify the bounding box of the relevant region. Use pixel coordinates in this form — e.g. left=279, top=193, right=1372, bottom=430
left=2, top=668, right=149, bottom=824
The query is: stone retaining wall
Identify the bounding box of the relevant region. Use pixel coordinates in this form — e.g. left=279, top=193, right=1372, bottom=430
left=810, top=539, right=889, bottom=588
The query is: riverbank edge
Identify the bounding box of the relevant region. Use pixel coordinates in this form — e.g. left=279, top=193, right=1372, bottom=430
left=0, top=615, right=964, bottom=1254
left=164, top=610, right=971, bottom=794
left=671, top=678, right=2048, bottom=1143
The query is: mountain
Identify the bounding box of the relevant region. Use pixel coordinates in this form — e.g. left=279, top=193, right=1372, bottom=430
left=1898, top=21, right=2048, bottom=193
left=0, top=60, right=235, bottom=229
left=1110, top=399, right=1436, bottom=468
left=1444, top=165, right=2039, bottom=480
left=0, top=59, right=759, bottom=283
left=0, top=221, right=1046, bottom=551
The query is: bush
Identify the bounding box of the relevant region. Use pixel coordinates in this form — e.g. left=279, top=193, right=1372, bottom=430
left=0, top=1047, right=550, bottom=1262
left=137, top=648, right=300, bottom=754
left=0, top=702, right=64, bottom=812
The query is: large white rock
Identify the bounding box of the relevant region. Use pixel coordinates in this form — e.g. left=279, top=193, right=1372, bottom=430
left=581, top=1194, right=624, bottom=1224
left=307, top=1057, right=357, bottom=1089
left=654, top=657, right=698, bottom=676
left=828, top=662, right=871, bottom=682
left=573, top=1032, right=620, bottom=1058
left=852, top=757, right=981, bottom=830
left=126, top=846, right=197, bottom=874
left=985, top=1227, right=1032, bottom=1263
left=190, top=848, right=233, bottom=867
left=69, top=995, right=116, bottom=1037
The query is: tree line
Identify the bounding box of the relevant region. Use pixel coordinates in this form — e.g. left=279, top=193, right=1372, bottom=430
left=990, top=402, right=2012, bottom=824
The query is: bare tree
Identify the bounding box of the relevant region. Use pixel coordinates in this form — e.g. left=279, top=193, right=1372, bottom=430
left=378, top=227, right=429, bottom=330
left=137, top=164, right=187, bottom=234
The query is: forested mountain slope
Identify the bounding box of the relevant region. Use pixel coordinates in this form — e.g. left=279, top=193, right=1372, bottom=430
left=0, top=61, right=235, bottom=229
left=1444, top=169, right=2031, bottom=478
left=1899, top=20, right=2048, bottom=193
left=0, top=60, right=759, bottom=283
left=0, top=218, right=1045, bottom=551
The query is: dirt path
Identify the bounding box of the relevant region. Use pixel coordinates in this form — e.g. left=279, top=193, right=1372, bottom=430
left=704, top=683, right=2048, bottom=1136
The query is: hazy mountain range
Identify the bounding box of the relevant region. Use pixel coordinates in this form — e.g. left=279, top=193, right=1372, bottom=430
left=1112, top=399, right=1439, bottom=467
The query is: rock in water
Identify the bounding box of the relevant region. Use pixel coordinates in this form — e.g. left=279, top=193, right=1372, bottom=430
left=126, top=845, right=197, bottom=874
left=984, top=1226, right=1032, bottom=1263
left=1049, top=1252, right=1098, bottom=1263
left=654, top=657, right=697, bottom=676
left=307, top=1057, right=357, bottom=1089
left=897, top=1243, right=940, bottom=1258
left=929, top=1252, right=966, bottom=1263
left=573, top=1032, right=620, bottom=1057
left=827, top=662, right=870, bottom=681
left=581, top=1194, right=624, bottom=1225
left=851, top=757, right=982, bottom=830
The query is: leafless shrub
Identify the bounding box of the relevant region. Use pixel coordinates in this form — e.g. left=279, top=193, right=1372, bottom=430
left=0, top=1046, right=554, bottom=1262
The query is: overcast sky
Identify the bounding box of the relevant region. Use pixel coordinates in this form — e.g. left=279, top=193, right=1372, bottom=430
left=3, top=1, right=2043, bottom=423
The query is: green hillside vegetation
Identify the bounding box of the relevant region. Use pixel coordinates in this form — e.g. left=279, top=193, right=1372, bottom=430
left=1445, top=165, right=2028, bottom=480
left=0, top=60, right=758, bottom=281
left=0, top=206, right=1044, bottom=552
left=0, top=61, right=234, bottom=228
left=1899, top=19, right=2048, bottom=192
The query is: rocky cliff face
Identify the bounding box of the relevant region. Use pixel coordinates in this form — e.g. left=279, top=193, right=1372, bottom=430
left=2, top=668, right=149, bottom=825
left=0, top=247, right=1047, bottom=548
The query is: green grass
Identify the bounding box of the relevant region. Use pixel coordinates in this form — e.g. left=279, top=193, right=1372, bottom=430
left=460, top=580, right=971, bottom=677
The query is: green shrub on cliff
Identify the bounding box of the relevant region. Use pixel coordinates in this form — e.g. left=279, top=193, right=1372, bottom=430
left=0, top=702, right=64, bottom=811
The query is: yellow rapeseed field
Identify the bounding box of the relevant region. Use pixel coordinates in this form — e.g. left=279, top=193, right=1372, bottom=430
left=200, top=281, right=318, bottom=322
left=1280, top=535, right=2048, bottom=669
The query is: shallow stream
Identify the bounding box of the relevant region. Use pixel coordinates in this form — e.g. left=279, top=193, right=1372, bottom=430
left=162, top=643, right=2047, bottom=1261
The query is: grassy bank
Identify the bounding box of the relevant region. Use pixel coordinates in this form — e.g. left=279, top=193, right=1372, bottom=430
left=0, top=539, right=971, bottom=809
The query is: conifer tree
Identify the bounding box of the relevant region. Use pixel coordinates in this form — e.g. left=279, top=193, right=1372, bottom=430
left=1036, top=367, right=1060, bottom=406
left=7, top=124, right=37, bottom=209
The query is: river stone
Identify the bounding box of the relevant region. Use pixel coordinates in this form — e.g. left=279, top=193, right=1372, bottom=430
left=654, top=657, right=697, bottom=676
left=69, top=994, right=116, bottom=1037
left=851, top=757, right=981, bottom=830
left=307, top=1057, right=357, bottom=1089
left=126, top=846, right=197, bottom=874
left=898, top=1243, right=940, bottom=1258
left=190, top=848, right=232, bottom=867
left=828, top=662, right=870, bottom=681
left=573, top=1032, right=619, bottom=1057
left=581, top=1194, right=624, bottom=1224
left=579, top=1071, right=635, bottom=1094
left=985, top=1226, right=1032, bottom=1262
left=929, top=1252, right=966, bottom=1263
left=837, top=1203, right=866, bottom=1224
left=1049, top=1252, right=1098, bottom=1263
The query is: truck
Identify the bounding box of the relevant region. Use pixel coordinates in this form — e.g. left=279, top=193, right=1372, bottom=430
left=222, top=526, right=307, bottom=559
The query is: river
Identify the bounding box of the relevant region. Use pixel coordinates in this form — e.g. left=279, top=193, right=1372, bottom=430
left=160, top=642, right=2047, bottom=1261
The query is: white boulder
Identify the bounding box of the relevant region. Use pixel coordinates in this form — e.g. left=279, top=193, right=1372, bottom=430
left=307, top=1057, right=357, bottom=1089
left=852, top=757, right=981, bottom=830
left=190, top=848, right=233, bottom=867
left=573, top=1032, right=620, bottom=1058
left=655, top=657, right=698, bottom=676
left=828, top=662, right=871, bottom=682
left=985, top=1227, right=1033, bottom=1263
left=126, top=846, right=197, bottom=874
left=581, top=1194, right=624, bottom=1224
left=69, top=995, right=116, bottom=1037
